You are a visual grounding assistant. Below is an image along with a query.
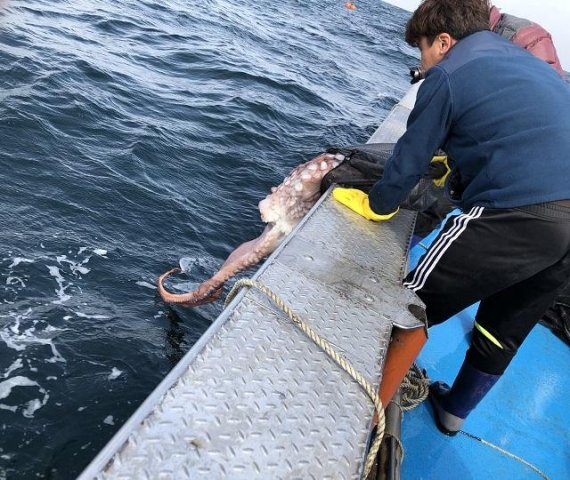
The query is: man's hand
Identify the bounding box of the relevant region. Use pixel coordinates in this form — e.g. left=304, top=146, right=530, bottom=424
left=332, top=188, right=398, bottom=221
left=431, top=155, right=450, bottom=187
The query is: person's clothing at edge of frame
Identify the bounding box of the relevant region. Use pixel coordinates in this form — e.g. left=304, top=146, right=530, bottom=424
left=368, top=30, right=570, bottom=216
left=489, top=5, right=566, bottom=79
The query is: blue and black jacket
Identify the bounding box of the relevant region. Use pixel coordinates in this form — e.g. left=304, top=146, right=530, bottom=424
left=369, top=30, right=570, bottom=215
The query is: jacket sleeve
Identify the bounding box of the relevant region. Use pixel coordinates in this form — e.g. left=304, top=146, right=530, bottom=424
left=368, top=67, right=453, bottom=214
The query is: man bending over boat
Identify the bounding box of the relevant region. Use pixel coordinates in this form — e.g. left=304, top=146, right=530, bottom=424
left=333, top=0, right=570, bottom=436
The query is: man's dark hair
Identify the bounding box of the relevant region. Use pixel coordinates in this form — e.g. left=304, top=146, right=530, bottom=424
left=405, top=0, right=490, bottom=47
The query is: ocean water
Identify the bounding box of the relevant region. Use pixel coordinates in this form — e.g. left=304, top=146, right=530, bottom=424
left=0, top=0, right=415, bottom=478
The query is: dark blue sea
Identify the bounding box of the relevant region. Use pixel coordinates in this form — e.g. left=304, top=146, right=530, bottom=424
left=0, top=1, right=415, bottom=478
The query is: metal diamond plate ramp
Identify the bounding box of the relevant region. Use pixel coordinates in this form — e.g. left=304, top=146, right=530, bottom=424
left=79, top=84, right=422, bottom=480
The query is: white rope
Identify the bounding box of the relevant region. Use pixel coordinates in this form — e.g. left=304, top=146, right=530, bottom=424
left=225, top=278, right=385, bottom=479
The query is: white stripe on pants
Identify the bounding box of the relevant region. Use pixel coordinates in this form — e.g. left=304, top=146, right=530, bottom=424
left=404, top=206, right=485, bottom=292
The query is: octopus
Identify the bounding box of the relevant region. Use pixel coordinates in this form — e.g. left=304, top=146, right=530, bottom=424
left=158, top=152, right=344, bottom=307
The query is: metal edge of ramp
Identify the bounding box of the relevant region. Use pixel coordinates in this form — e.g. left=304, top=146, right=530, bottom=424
left=78, top=82, right=423, bottom=480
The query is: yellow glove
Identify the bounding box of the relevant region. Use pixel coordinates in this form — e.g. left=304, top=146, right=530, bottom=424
left=332, top=188, right=398, bottom=221
left=431, top=155, right=450, bottom=188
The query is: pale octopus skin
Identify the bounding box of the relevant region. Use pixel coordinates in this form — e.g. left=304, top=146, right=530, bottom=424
left=158, top=152, right=344, bottom=307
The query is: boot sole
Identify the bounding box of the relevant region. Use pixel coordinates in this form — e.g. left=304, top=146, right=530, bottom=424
left=428, top=392, right=460, bottom=436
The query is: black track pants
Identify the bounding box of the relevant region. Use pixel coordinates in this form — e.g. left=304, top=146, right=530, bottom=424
left=404, top=203, right=570, bottom=375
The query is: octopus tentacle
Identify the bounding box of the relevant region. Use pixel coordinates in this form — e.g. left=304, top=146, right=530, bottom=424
left=157, top=268, right=223, bottom=306
left=158, top=152, right=344, bottom=307
left=158, top=225, right=281, bottom=306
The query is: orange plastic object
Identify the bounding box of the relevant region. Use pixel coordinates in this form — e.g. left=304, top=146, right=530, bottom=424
left=344, top=2, right=357, bottom=10
left=379, top=326, right=427, bottom=407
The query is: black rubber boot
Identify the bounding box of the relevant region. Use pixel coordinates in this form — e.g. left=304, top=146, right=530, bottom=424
left=429, top=360, right=501, bottom=436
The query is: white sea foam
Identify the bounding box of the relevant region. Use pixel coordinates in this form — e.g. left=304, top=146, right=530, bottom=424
left=5, top=276, right=26, bottom=287
left=8, top=257, right=34, bottom=269
left=107, top=368, right=122, bottom=380
left=103, top=415, right=114, bottom=425
left=0, top=247, right=112, bottom=423
left=0, top=376, right=49, bottom=418
left=23, top=398, right=44, bottom=417
left=0, top=376, right=37, bottom=400
left=179, top=256, right=197, bottom=272
left=47, top=265, right=72, bottom=304
left=3, top=359, right=23, bottom=378
left=56, top=255, right=91, bottom=276
left=75, top=312, right=110, bottom=320
left=136, top=281, right=156, bottom=290
left=43, top=248, right=108, bottom=307
left=0, top=310, right=66, bottom=363
left=6, top=257, right=33, bottom=289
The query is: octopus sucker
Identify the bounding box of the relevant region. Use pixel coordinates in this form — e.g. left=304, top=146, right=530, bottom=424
left=158, top=152, right=341, bottom=307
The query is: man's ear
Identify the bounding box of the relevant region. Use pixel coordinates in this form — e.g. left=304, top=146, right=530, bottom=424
left=437, top=33, right=456, bottom=55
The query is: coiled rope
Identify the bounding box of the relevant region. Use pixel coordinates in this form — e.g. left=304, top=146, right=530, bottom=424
left=400, top=362, right=430, bottom=411
left=225, top=278, right=385, bottom=479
